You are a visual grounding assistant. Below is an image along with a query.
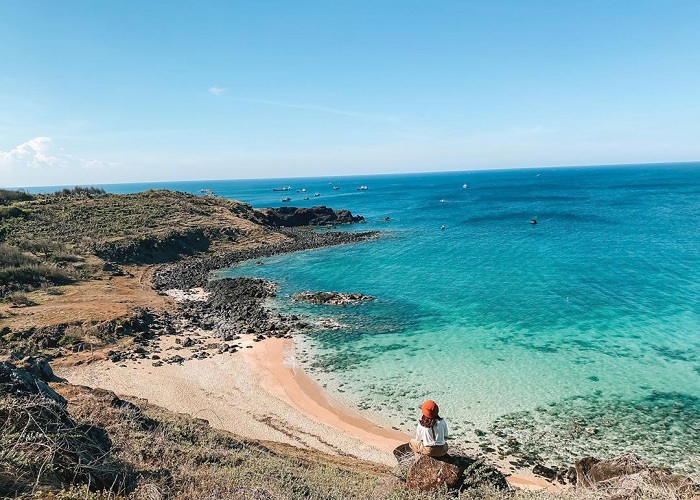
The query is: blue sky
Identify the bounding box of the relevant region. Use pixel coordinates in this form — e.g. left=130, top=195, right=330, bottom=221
left=1, top=1, right=699, bottom=187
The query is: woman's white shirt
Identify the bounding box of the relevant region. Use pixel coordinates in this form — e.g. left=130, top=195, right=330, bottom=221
left=415, top=419, right=448, bottom=446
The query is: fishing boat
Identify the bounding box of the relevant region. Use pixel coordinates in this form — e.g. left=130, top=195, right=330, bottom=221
left=273, top=186, right=291, bottom=192
left=357, top=185, right=368, bottom=191
left=280, top=196, right=291, bottom=202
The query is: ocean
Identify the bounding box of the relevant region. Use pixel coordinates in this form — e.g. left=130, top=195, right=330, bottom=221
left=45, top=164, right=700, bottom=471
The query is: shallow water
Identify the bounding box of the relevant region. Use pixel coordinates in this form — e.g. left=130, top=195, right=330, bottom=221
left=104, top=165, right=700, bottom=471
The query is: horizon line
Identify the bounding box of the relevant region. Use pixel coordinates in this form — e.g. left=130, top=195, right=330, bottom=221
left=6, top=159, right=700, bottom=191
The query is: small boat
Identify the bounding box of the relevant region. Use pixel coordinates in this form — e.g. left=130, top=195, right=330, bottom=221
left=296, top=188, right=307, bottom=193
left=380, top=216, right=391, bottom=222
left=530, top=219, right=537, bottom=225
left=440, top=199, right=445, bottom=203
left=463, top=183, right=469, bottom=189
left=313, top=193, right=321, bottom=197
left=441, top=225, right=446, bottom=230
left=273, top=186, right=291, bottom=192
left=332, top=186, right=340, bottom=191
left=281, top=196, right=291, bottom=202
left=200, top=189, right=214, bottom=196
left=303, top=196, right=309, bottom=200
left=357, top=185, right=368, bottom=191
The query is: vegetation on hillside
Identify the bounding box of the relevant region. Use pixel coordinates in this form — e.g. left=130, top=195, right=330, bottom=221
left=0, top=189, right=267, bottom=298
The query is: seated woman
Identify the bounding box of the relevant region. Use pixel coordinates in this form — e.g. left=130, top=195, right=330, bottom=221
left=409, top=400, right=449, bottom=457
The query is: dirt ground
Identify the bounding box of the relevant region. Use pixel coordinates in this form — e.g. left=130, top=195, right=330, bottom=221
left=0, top=261, right=174, bottom=334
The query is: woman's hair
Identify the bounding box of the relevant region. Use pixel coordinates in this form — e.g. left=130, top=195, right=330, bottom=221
left=419, top=415, right=442, bottom=428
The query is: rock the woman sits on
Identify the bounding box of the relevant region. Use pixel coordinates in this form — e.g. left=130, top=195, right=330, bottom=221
left=409, top=400, right=448, bottom=457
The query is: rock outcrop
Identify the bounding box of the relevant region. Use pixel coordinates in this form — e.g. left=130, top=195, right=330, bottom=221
left=257, top=206, right=364, bottom=227
left=393, top=445, right=510, bottom=494
left=576, top=454, right=699, bottom=497
left=293, top=291, right=374, bottom=305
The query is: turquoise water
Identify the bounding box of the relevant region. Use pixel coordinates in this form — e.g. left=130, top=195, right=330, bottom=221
left=70, top=165, right=700, bottom=470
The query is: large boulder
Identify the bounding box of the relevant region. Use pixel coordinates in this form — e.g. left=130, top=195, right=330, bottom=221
left=405, top=456, right=461, bottom=491
left=397, top=447, right=510, bottom=494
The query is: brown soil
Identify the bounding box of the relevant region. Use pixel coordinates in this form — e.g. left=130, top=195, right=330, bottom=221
left=0, top=260, right=173, bottom=333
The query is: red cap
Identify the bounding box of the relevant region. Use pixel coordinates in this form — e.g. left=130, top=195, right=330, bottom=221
left=421, top=400, right=439, bottom=418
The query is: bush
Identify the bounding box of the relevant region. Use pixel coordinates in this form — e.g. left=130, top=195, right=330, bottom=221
left=0, top=206, right=26, bottom=221
left=55, top=186, right=106, bottom=197
left=0, top=244, right=36, bottom=268
left=0, top=189, right=32, bottom=205
left=8, top=292, right=32, bottom=307
left=17, top=239, right=63, bottom=256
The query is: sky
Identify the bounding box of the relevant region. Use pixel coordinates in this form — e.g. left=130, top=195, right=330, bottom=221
left=1, top=1, right=699, bottom=187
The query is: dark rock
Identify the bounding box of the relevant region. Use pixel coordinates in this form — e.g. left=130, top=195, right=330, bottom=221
left=18, top=356, right=64, bottom=383
left=532, top=464, right=558, bottom=480
left=257, top=206, right=364, bottom=227
left=0, top=361, right=67, bottom=405
left=293, top=291, right=374, bottom=305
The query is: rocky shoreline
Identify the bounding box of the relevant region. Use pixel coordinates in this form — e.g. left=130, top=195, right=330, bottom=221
left=147, top=227, right=379, bottom=345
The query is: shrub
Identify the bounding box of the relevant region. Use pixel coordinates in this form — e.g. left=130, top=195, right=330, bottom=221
left=0, top=189, right=32, bottom=205
left=0, top=206, right=26, bottom=220
left=55, top=186, right=106, bottom=197
left=0, top=244, right=36, bottom=268
left=8, top=292, right=31, bottom=307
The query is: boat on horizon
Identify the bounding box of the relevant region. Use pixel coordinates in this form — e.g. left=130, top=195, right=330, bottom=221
left=273, top=186, right=292, bottom=192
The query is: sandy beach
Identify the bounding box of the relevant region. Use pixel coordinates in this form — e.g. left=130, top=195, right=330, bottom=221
left=56, top=333, right=408, bottom=467
left=55, top=331, right=556, bottom=490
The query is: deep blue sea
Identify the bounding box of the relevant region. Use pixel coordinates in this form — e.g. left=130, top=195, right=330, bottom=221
left=35, top=164, right=700, bottom=470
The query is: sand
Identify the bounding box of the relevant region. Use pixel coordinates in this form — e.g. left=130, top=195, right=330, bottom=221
left=56, top=334, right=407, bottom=466
left=55, top=332, right=556, bottom=489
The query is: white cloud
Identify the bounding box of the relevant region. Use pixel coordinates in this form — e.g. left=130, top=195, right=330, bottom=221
left=0, top=137, right=115, bottom=173
left=208, top=86, right=226, bottom=96
left=0, top=136, right=63, bottom=168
